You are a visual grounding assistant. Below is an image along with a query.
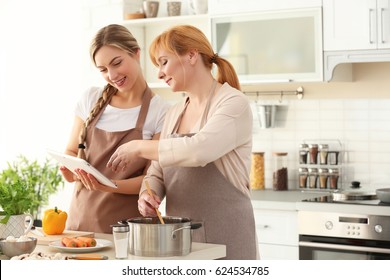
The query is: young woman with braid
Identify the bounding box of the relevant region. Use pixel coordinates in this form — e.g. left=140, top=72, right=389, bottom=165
left=107, top=25, right=259, bottom=259
left=59, top=24, right=170, bottom=233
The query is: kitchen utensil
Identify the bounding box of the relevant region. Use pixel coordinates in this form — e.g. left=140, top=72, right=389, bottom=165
left=0, top=237, right=37, bottom=258
left=332, top=182, right=377, bottom=201
left=375, top=188, right=390, bottom=203
left=27, top=229, right=94, bottom=245
left=126, top=216, right=202, bottom=257
left=145, top=180, right=165, bottom=224
left=68, top=253, right=108, bottom=260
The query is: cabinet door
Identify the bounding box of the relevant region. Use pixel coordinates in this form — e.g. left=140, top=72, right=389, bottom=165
left=212, top=9, right=323, bottom=82
left=323, top=0, right=390, bottom=51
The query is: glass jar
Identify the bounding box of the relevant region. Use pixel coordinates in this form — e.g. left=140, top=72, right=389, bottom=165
left=308, top=144, right=318, bottom=164
left=328, top=151, right=340, bottom=165
left=319, top=144, right=329, bottom=165
left=299, top=144, right=309, bottom=164
left=329, top=168, right=339, bottom=189
left=307, top=168, right=318, bottom=189
left=250, top=152, right=265, bottom=190
left=298, top=167, right=308, bottom=189
left=318, top=168, right=329, bottom=189
left=272, top=152, right=288, bottom=191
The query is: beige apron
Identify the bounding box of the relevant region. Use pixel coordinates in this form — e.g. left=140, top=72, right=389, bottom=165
left=67, top=87, right=152, bottom=233
left=162, top=86, right=258, bottom=259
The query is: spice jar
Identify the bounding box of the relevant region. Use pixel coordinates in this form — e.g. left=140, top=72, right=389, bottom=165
left=250, top=152, right=265, bottom=190
left=319, top=144, right=329, bottom=165
left=111, top=224, right=129, bottom=259
left=308, top=144, right=318, bottom=164
left=298, top=167, right=308, bottom=189
left=328, top=151, right=340, bottom=165
left=299, top=144, right=309, bottom=164
left=318, top=168, right=329, bottom=189
left=272, top=152, right=288, bottom=191
left=308, top=168, right=318, bottom=189
left=329, top=168, right=339, bottom=189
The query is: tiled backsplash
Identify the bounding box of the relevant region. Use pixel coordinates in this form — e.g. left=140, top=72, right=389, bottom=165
left=251, top=99, right=390, bottom=191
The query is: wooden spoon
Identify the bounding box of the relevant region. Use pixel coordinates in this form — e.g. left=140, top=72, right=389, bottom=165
left=145, top=180, right=165, bottom=224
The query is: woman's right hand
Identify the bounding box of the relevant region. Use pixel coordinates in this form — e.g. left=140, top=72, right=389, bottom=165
left=59, top=166, right=78, bottom=182
left=138, top=190, right=161, bottom=217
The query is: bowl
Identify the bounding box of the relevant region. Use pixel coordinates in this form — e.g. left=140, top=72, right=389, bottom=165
left=376, top=188, right=390, bottom=203
left=0, top=237, right=37, bottom=258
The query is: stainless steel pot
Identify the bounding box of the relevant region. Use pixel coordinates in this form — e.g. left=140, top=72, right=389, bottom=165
left=124, top=216, right=202, bottom=257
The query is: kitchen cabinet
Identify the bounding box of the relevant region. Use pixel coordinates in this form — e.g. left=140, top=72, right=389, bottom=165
left=209, top=0, right=321, bottom=16
left=121, top=14, right=209, bottom=88
left=211, top=8, right=323, bottom=83
left=322, top=0, right=390, bottom=81
left=253, top=208, right=299, bottom=260
left=323, top=0, right=390, bottom=51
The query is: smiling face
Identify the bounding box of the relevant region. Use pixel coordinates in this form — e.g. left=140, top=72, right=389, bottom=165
left=94, top=45, right=140, bottom=92
left=156, top=48, right=189, bottom=92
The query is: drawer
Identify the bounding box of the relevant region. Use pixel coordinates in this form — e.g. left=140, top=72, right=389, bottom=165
left=254, top=209, right=298, bottom=246
left=258, top=243, right=298, bottom=260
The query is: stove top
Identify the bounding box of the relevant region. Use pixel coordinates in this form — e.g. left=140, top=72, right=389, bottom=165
left=303, top=195, right=390, bottom=206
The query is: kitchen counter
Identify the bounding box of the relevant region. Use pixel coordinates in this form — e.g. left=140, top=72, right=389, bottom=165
left=1, top=232, right=226, bottom=260
left=251, top=189, right=390, bottom=215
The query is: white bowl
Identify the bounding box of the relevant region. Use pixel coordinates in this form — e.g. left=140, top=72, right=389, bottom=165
left=376, top=188, right=390, bottom=203
left=0, top=237, right=37, bottom=258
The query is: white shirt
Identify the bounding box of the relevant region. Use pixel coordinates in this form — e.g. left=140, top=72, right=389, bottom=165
left=75, top=87, right=171, bottom=139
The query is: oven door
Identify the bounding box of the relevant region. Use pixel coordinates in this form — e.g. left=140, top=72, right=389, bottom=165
left=299, top=235, right=390, bottom=260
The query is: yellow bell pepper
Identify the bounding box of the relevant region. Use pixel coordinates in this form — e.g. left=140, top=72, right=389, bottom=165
left=42, top=206, right=68, bottom=235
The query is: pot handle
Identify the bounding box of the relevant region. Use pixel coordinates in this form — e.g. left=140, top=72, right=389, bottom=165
left=171, top=223, right=202, bottom=239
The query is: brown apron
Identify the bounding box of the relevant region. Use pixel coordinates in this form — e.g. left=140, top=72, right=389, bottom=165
left=162, top=85, right=258, bottom=259
left=67, top=87, right=152, bottom=233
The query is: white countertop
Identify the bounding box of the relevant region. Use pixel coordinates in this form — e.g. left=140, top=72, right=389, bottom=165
left=1, top=233, right=226, bottom=260
left=251, top=189, right=390, bottom=215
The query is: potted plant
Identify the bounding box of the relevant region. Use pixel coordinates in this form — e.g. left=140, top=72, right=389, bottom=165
left=0, top=155, right=64, bottom=226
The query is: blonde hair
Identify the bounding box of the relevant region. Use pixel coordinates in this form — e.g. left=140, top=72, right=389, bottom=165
left=149, top=25, right=240, bottom=91
left=78, top=24, right=140, bottom=160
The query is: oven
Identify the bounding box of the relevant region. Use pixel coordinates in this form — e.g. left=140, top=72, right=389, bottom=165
left=298, top=210, right=390, bottom=260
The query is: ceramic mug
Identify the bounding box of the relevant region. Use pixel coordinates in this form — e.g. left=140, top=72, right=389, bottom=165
left=0, top=213, right=34, bottom=238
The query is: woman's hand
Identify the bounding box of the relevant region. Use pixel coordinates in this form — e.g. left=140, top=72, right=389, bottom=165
left=74, top=168, right=114, bottom=191
left=138, top=190, right=161, bottom=217
left=107, top=141, right=140, bottom=172
left=59, top=166, right=78, bottom=182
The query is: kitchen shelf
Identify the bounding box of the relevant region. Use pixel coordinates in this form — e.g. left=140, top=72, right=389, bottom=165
left=121, top=14, right=209, bottom=27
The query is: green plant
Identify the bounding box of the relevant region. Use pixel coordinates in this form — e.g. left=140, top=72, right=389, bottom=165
left=0, top=155, right=64, bottom=223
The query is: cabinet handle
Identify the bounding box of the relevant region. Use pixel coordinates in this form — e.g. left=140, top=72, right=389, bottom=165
left=380, top=8, right=385, bottom=44
left=369, top=9, right=374, bottom=44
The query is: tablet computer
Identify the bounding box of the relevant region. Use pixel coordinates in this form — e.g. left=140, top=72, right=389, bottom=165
left=47, top=149, right=117, bottom=188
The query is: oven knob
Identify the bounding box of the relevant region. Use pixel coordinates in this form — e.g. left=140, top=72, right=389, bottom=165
left=374, top=224, right=383, bottom=233
left=325, top=221, right=333, bottom=230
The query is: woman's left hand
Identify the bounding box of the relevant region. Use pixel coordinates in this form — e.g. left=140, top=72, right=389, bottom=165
left=107, top=141, right=139, bottom=172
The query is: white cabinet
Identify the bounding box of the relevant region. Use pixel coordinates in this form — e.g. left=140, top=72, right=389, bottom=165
left=209, top=0, right=321, bottom=16
left=323, top=0, right=390, bottom=51
left=121, top=15, right=209, bottom=88
left=253, top=208, right=299, bottom=260
left=211, top=8, right=323, bottom=83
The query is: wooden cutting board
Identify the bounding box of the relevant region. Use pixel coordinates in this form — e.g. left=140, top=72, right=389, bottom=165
left=27, top=228, right=94, bottom=245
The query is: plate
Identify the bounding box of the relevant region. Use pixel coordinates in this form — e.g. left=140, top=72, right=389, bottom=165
left=48, top=239, right=112, bottom=253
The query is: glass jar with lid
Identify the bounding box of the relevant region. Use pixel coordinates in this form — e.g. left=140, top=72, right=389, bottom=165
left=298, top=167, right=308, bottom=189
left=319, top=144, right=329, bottom=165
left=250, top=152, right=265, bottom=190
left=329, top=168, right=339, bottom=189
left=307, top=167, right=318, bottom=189
left=272, top=152, right=288, bottom=191
left=299, top=144, right=309, bottom=164
left=318, top=168, right=329, bottom=189
left=308, top=144, right=318, bottom=165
